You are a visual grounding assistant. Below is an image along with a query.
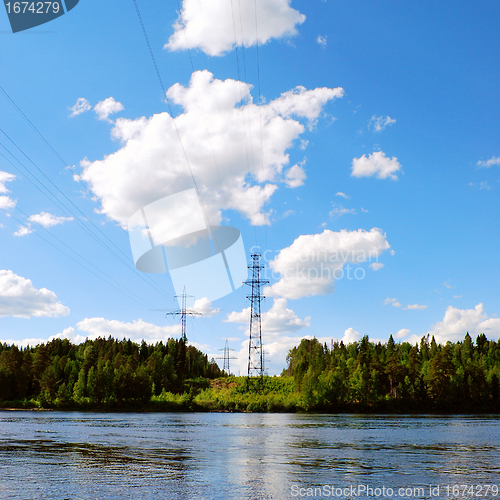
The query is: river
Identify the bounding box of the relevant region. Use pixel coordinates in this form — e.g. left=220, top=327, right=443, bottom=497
left=0, top=412, right=499, bottom=499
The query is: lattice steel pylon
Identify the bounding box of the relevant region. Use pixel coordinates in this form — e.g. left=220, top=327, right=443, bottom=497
left=245, top=253, right=269, bottom=391
left=166, top=287, right=201, bottom=391
left=217, top=339, right=237, bottom=375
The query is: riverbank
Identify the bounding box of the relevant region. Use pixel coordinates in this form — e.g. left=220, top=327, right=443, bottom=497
left=2, top=376, right=499, bottom=414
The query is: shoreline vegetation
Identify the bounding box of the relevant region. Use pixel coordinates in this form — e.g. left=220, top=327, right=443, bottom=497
left=1, top=334, right=499, bottom=414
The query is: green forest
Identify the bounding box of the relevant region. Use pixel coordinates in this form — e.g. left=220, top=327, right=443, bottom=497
left=0, top=333, right=499, bottom=413
left=283, top=334, right=500, bottom=412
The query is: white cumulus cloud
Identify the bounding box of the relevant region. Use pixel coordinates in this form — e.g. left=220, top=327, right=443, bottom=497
left=165, top=0, right=306, bottom=56
left=69, top=97, right=91, bottom=117
left=225, top=297, right=310, bottom=337
left=94, top=97, right=124, bottom=122
left=342, top=327, right=361, bottom=344
left=428, top=303, right=500, bottom=343
left=52, top=317, right=181, bottom=345
left=191, top=297, right=220, bottom=318
left=28, top=212, right=73, bottom=228
left=317, top=35, right=327, bottom=47
left=394, top=328, right=410, bottom=339
left=13, top=225, right=33, bottom=237
left=404, top=303, right=427, bottom=310
left=0, top=270, right=70, bottom=318
left=0, top=196, right=15, bottom=210
left=351, top=151, right=401, bottom=180
left=477, top=156, right=500, bottom=168
left=329, top=203, right=356, bottom=218
left=264, top=228, right=390, bottom=299
left=285, top=164, right=306, bottom=188
left=369, top=262, right=384, bottom=271
left=0, top=171, right=16, bottom=210
left=78, top=71, right=343, bottom=230
left=335, top=192, right=350, bottom=199
left=369, top=115, right=396, bottom=132
left=384, top=297, right=401, bottom=307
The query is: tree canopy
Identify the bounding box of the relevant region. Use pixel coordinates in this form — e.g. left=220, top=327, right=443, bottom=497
left=0, top=336, right=221, bottom=406
left=284, top=333, right=500, bottom=412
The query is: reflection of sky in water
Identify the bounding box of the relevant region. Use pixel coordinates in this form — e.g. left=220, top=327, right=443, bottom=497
left=0, top=413, right=499, bottom=499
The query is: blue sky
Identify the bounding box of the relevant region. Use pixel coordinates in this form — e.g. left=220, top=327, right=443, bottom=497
left=1, top=0, right=499, bottom=375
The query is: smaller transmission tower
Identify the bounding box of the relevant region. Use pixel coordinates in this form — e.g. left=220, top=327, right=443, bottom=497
left=245, top=253, right=269, bottom=391
left=217, top=339, right=237, bottom=374
left=166, top=287, right=201, bottom=391
left=262, top=350, right=270, bottom=377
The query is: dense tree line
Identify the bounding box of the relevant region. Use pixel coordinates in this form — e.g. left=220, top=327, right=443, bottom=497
left=2, top=333, right=499, bottom=413
left=284, top=333, right=500, bottom=412
left=0, top=337, right=221, bottom=406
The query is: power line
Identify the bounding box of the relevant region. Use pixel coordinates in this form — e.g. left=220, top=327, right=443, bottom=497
left=229, top=0, right=259, bottom=246
left=132, top=0, right=244, bottom=298
left=131, top=0, right=206, bottom=214
left=254, top=0, right=268, bottom=251
left=0, top=79, right=183, bottom=304
left=1, top=206, right=165, bottom=313
left=0, top=138, right=174, bottom=304
left=174, top=0, right=228, bottom=211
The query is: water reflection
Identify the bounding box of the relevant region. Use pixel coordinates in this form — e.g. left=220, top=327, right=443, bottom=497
left=0, top=412, right=499, bottom=499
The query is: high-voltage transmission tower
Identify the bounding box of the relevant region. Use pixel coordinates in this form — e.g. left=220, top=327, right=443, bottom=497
left=166, top=287, right=201, bottom=391
left=218, top=339, right=237, bottom=374
left=245, top=253, right=269, bottom=391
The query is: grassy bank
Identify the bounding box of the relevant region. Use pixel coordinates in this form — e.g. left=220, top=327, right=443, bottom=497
left=0, top=376, right=306, bottom=413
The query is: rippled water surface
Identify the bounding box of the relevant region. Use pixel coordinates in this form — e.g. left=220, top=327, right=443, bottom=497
left=0, top=412, right=499, bottom=499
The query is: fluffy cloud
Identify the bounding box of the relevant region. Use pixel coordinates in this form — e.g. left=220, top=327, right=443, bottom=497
left=264, top=228, right=390, bottom=299
left=94, top=97, right=124, bottom=122
left=428, top=303, right=500, bottom=343
left=329, top=203, right=356, bottom=218
left=12, top=212, right=71, bottom=237
left=28, top=212, right=73, bottom=228
left=0, top=171, right=15, bottom=194
left=351, top=151, right=401, bottom=180
left=285, top=164, right=306, bottom=188
left=13, top=225, right=33, bottom=237
left=78, top=71, right=343, bottom=229
left=335, top=192, right=350, bottom=199
left=226, top=297, right=310, bottom=337
left=394, top=328, right=410, bottom=339
left=191, top=297, right=220, bottom=317
left=342, top=327, right=361, bottom=344
left=165, top=0, right=306, bottom=56
left=369, top=115, right=396, bottom=132
left=317, top=35, right=327, bottom=47
left=0, top=270, right=70, bottom=318
left=369, top=262, right=384, bottom=271
left=0, top=171, right=16, bottom=210
left=69, top=97, right=91, bottom=117
left=477, top=156, right=500, bottom=168
left=384, top=297, right=401, bottom=307
left=0, top=196, right=16, bottom=210
left=404, top=303, right=427, bottom=310
left=0, top=337, right=48, bottom=348
left=52, top=318, right=181, bottom=345
left=384, top=297, right=426, bottom=310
